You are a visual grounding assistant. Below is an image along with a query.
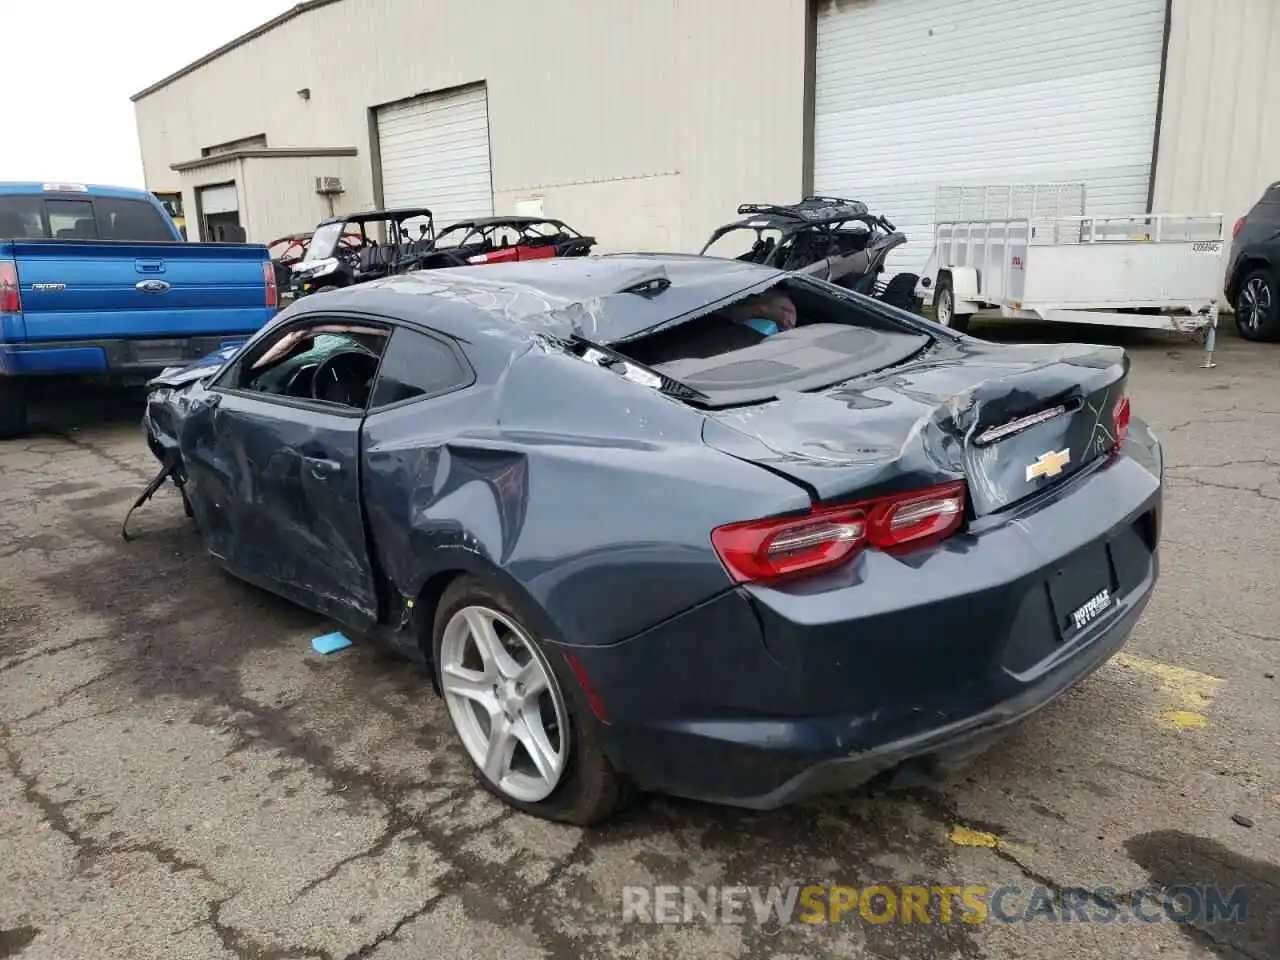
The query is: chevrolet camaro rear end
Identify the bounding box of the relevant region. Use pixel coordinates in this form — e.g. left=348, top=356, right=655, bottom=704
left=547, top=280, right=1163, bottom=812
left=573, top=417, right=1160, bottom=808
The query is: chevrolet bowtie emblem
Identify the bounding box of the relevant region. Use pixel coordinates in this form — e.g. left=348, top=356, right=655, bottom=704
left=1026, top=449, right=1071, bottom=482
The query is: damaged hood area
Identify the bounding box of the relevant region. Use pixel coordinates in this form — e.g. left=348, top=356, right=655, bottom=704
left=148, top=342, right=242, bottom=389
left=701, top=337, right=1131, bottom=517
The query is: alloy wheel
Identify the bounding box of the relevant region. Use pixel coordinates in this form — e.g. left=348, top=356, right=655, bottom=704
left=439, top=605, right=569, bottom=803
left=1240, top=276, right=1272, bottom=333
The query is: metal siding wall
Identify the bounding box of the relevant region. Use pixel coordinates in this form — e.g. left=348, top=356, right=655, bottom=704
left=1151, top=0, right=1280, bottom=236
left=813, top=0, right=1167, bottom=274
left=133, top=0, right=806, bottom=252
left=240, top=155, right=364, bottom=243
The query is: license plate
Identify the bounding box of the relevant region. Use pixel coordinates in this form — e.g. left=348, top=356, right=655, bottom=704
left=1047, top=544, right=1116, bottom=637
left=134, top=340, right=185, bottom=362
left=1071, top=588, right=1113, bottom=630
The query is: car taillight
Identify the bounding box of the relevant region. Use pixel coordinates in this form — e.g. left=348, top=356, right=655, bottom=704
left=1232, top=216, right=1246, bottom=239
left=711, top=480, right=967, bottom=583
left=1112, top=395, right=1131, bottom=452
left=0, top=261, right=20, bottom=314
left=263, top=261, right=278, bottom=308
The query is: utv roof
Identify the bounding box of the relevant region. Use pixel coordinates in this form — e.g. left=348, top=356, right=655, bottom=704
left=439, top=216, right=572, bottom=229
left=318, top=207, right=434, bottom=225
left=726, top=196, right=872, bottom=229
left=292, top=254, right=785, bottom=344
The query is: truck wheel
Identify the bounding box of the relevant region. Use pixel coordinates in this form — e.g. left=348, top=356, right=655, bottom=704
left=0, top=380, right=28, bottom=440
left=1234, top=268, right=1279, bottom=342
left=933, top=276, right=971, bottom=334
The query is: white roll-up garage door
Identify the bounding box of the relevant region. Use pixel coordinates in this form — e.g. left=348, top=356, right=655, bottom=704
left=813, top=0, right=1167, bottom=274
left=376, top=84, right=494, bottom=227
left=197, top=183, right=238, bottom=215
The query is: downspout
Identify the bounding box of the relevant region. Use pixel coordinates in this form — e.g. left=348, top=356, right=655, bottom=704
left=1146, top=0, right=1175, bottom=212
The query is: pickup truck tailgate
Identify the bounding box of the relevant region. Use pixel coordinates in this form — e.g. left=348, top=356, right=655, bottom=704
left=10, top=240, right=271, bottom=342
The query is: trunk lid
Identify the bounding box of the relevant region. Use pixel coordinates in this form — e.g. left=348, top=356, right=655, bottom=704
left=701, top=338, right=1129, bottom=517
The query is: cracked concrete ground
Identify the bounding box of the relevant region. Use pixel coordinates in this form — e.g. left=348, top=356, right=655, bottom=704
left=0, top=323, right=1277, bottom=960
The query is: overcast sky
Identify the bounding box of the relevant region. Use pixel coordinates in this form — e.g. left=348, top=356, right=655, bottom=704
left=4, top=1, right=295, bottom=188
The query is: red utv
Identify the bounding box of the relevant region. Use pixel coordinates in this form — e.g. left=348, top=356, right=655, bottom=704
left=418, top=216, right=595, bottom=269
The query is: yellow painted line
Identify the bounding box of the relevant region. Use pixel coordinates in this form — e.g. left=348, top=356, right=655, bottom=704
left=1110, top=654, right=1223, bottom=729
left=949, top=825, right=999, bottom=848
left=1160, top=710, right=1208, bottom=729
left=948, top=826, right=1032, bottom=859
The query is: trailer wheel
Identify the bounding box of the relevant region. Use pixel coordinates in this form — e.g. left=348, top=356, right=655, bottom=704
left=933, top=276, right=971, bottom=333
left=0, top=379, right=28, bottom=440
left=1234, top=268, right=1279, bottom=342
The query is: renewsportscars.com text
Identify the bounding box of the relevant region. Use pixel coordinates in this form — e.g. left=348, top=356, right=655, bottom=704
left=621, top=884, right=1249, bottom=927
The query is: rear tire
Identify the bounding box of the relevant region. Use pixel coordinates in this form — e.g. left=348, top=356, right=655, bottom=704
left=933, top=276, right=972, bottom=334
left=432, top=575, right=627, bottom=825
left=879, top=272, right=921, bottom=312
left=0, top=379, right=29, bottom=440
left=1234, top=268, right=1280, bottom=342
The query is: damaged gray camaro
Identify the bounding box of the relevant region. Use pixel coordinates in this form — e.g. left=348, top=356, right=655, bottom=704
left=134, top=253, right=1163, bottom=825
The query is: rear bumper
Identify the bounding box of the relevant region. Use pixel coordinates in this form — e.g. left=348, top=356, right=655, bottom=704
left=559, top=423, right=1163, bottom=809
left=0, top=335, right=251, bottom=377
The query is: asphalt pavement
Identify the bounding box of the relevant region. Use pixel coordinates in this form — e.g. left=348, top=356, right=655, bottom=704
left=1, top=321, right=1276, bottom=960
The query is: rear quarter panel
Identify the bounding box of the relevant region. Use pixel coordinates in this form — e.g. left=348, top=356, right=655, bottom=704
left=360, top=343, right=811, bottom=647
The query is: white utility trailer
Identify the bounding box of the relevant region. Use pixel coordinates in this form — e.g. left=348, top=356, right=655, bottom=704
left=916, top=184, right=1226, bottom=358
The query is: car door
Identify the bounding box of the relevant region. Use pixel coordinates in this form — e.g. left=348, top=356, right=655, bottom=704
left=186, top=315, right=387, bottom=628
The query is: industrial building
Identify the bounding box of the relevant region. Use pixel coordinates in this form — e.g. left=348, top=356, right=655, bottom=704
left=133, top=0, right=1280, bottom=273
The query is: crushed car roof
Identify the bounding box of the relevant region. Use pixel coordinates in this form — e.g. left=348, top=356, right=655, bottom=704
left=293, top=254, right=785, bottom=344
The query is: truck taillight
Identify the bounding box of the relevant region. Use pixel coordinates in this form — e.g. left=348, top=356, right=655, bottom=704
left=263, top=261, right=278, bottom=308
left=711, top=481, right=966, bottom=583
left=0, top=261, right=19, bottom=314
left=1232, top=216, right=1246, bottom=239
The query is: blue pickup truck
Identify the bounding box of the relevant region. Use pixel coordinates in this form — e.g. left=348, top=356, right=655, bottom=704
left=0, top=182, right=278, bottom=437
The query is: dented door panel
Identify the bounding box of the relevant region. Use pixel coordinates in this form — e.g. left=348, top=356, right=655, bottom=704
left=183, top=389, right=379, bottom=628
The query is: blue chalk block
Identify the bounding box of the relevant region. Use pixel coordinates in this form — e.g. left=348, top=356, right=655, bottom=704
left=311, top=631, right=353, bottom=655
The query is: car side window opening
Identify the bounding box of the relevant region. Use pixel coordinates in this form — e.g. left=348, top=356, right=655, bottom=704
left=370, top=327, right=471, bottom=408
left=235, top=323, right=389, bottom=410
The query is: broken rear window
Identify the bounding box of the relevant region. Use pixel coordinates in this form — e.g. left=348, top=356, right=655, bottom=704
left=609, top=278, right=930, bottom=409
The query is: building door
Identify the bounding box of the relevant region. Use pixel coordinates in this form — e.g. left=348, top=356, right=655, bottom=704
left=198, top=183, right=243, bottom=242
left=376, top=83, right=494, bottom=228
left=811, top=0, right=1168, bottom=274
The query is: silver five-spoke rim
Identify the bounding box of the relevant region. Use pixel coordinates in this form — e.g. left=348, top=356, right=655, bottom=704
left=439, top=605, right=569, bottom=803
left=1241, top=277, right=1271, bottom=332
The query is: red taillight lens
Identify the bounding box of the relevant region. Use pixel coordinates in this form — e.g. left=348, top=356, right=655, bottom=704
left=0, top=261, right=20, bottom=314
left=1232, top=216, right=1246, bottom=238
left=711, top=481, right=966, bottom=583
left=712, top=507, right=867, bottom=583
left=263, top=261, right=278, bottom=308
left=1112, top=395, right=1131, bottom=451
left=866, top=481, right=967, bottom=549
